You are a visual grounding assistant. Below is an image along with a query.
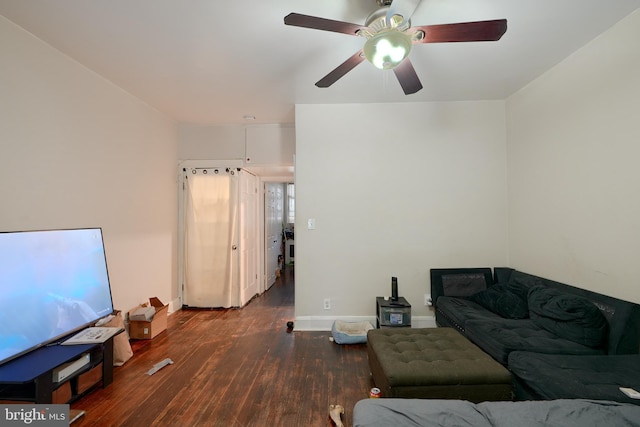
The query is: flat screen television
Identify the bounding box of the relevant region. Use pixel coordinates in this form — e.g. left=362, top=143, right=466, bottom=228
left=0, top=227, right=114, bottom=366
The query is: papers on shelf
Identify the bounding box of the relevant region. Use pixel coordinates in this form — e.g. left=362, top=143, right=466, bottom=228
left=61, top=327, right=123, bottom=345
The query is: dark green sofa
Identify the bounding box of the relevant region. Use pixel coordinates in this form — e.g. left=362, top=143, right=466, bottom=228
left=432, top=267, right=640, bottom=364
left=431, top=267, right=640, bottom=404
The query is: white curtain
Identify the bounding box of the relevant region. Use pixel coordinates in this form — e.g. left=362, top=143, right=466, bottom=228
left=183, top=168, right=239, bottom=308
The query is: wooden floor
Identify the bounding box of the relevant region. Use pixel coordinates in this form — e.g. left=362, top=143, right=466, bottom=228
left=72, top=267, right=373, bottom=426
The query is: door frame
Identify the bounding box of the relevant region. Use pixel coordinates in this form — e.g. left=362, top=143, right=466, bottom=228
left=260, top=177, right=294, bottom=292
left=177, top=160, right=294, bottom=307
left=177, top=160, right=243, bottom=308
left=239, top=169, right=259, bottom=305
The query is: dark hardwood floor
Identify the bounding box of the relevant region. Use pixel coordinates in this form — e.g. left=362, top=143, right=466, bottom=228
left=72, top=267, right=373, bottom=426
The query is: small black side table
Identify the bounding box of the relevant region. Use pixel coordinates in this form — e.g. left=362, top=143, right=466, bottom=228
left=376, top=296, right=411, bottom=328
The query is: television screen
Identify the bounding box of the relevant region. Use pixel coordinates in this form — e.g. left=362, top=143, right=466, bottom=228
left=0, top=228, right=114, bottom=366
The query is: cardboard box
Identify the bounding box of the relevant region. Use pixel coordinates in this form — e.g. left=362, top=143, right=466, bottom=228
left=128, top=297, right=168, bottom=340
left=129, top=305, right=156, bottom=321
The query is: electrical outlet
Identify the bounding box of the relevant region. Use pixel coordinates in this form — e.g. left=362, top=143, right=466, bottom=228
left=323, top=298, right=331, bottom=310
left=424, top=293, right=432, bottom=306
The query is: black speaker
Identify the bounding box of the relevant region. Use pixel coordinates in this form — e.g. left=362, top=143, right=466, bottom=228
left=391, top=277, right=398, bottom=301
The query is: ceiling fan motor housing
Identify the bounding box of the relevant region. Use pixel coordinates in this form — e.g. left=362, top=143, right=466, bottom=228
left=365, top=6, right=410, bottom=31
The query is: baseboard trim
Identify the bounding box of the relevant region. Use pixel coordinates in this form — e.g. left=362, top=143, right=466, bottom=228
left=168, top=298, right=181, bottom=314
left=294, top=315, right=437, bottom=331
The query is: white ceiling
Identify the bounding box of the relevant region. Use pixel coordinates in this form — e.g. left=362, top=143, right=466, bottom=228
left=1, top=0, right=638, bottom=126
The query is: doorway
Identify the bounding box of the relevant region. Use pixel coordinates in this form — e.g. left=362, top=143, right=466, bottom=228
left=263, top=181, right=295, bottom=291
left=264, top=182, right=285, bottom=290
left=179, top=166, right=259, bottom=308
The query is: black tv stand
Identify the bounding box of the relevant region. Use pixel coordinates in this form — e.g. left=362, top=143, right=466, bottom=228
left=0, top=337, right=115, bottom=404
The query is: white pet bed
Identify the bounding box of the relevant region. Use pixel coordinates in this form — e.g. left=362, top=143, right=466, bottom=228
left=331, top=320, right=373, bottom=344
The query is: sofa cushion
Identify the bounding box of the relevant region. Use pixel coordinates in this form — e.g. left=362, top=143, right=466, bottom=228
left=436, top=296, right=502, bottom=330
left=431, top=268, right=493, bottom=301
left=441, top=273, right=488, bottom=297
left=464, top=318, right=605, bottom=365
left=528, top=286, right=608, bottom=348
left=504, top=270, right=544, bottom=290
left=468, top=284, right=529, bottom=319
left=509, top=351, right=640, bottom=405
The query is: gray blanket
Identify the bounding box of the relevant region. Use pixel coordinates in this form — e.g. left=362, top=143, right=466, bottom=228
left=352, top=399, right=640, bottom=427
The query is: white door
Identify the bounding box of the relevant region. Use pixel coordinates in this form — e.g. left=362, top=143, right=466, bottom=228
left=265, top=183, right=283, bottom=289
left=239, top=170, right=259, bottom=305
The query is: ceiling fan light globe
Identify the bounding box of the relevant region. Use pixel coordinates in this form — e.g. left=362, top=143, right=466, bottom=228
left=363, top=30, right=412, bottom=70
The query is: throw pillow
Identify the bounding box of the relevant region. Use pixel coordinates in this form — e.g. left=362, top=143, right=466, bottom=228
left=528, top=285, right=608, bottom=348
left=469, top=284, right=530, bottom=319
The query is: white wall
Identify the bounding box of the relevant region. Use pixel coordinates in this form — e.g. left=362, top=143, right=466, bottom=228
left=178, top=123, right=295, bottom=165
left=295, top=102, right=508, bottom=326
left=178, top=125, right=245, bottom=160
left=506, top=10, right=640, bottom=303
left=0, top=16, right=179, bottom=313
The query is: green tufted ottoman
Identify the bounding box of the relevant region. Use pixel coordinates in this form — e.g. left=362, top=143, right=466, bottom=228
left=367, top=327, right=512, bottom=402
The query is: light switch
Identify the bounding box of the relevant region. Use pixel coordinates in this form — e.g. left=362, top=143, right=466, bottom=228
left=307, top=218, right=316, bottom=230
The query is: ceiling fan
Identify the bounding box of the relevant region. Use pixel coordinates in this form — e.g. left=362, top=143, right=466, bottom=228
left=284, top=0, right=507, bottom=95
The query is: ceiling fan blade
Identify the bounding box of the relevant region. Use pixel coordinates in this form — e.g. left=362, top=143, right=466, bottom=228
left=284, top=13, right=367, bottom=36
left=386, top=0, right=422, bottom=27
left=315, top=50, right=366, bottom=88
left=413, top=19, right=507, bottom=43
left=393, top=59, right=423, bottom=95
